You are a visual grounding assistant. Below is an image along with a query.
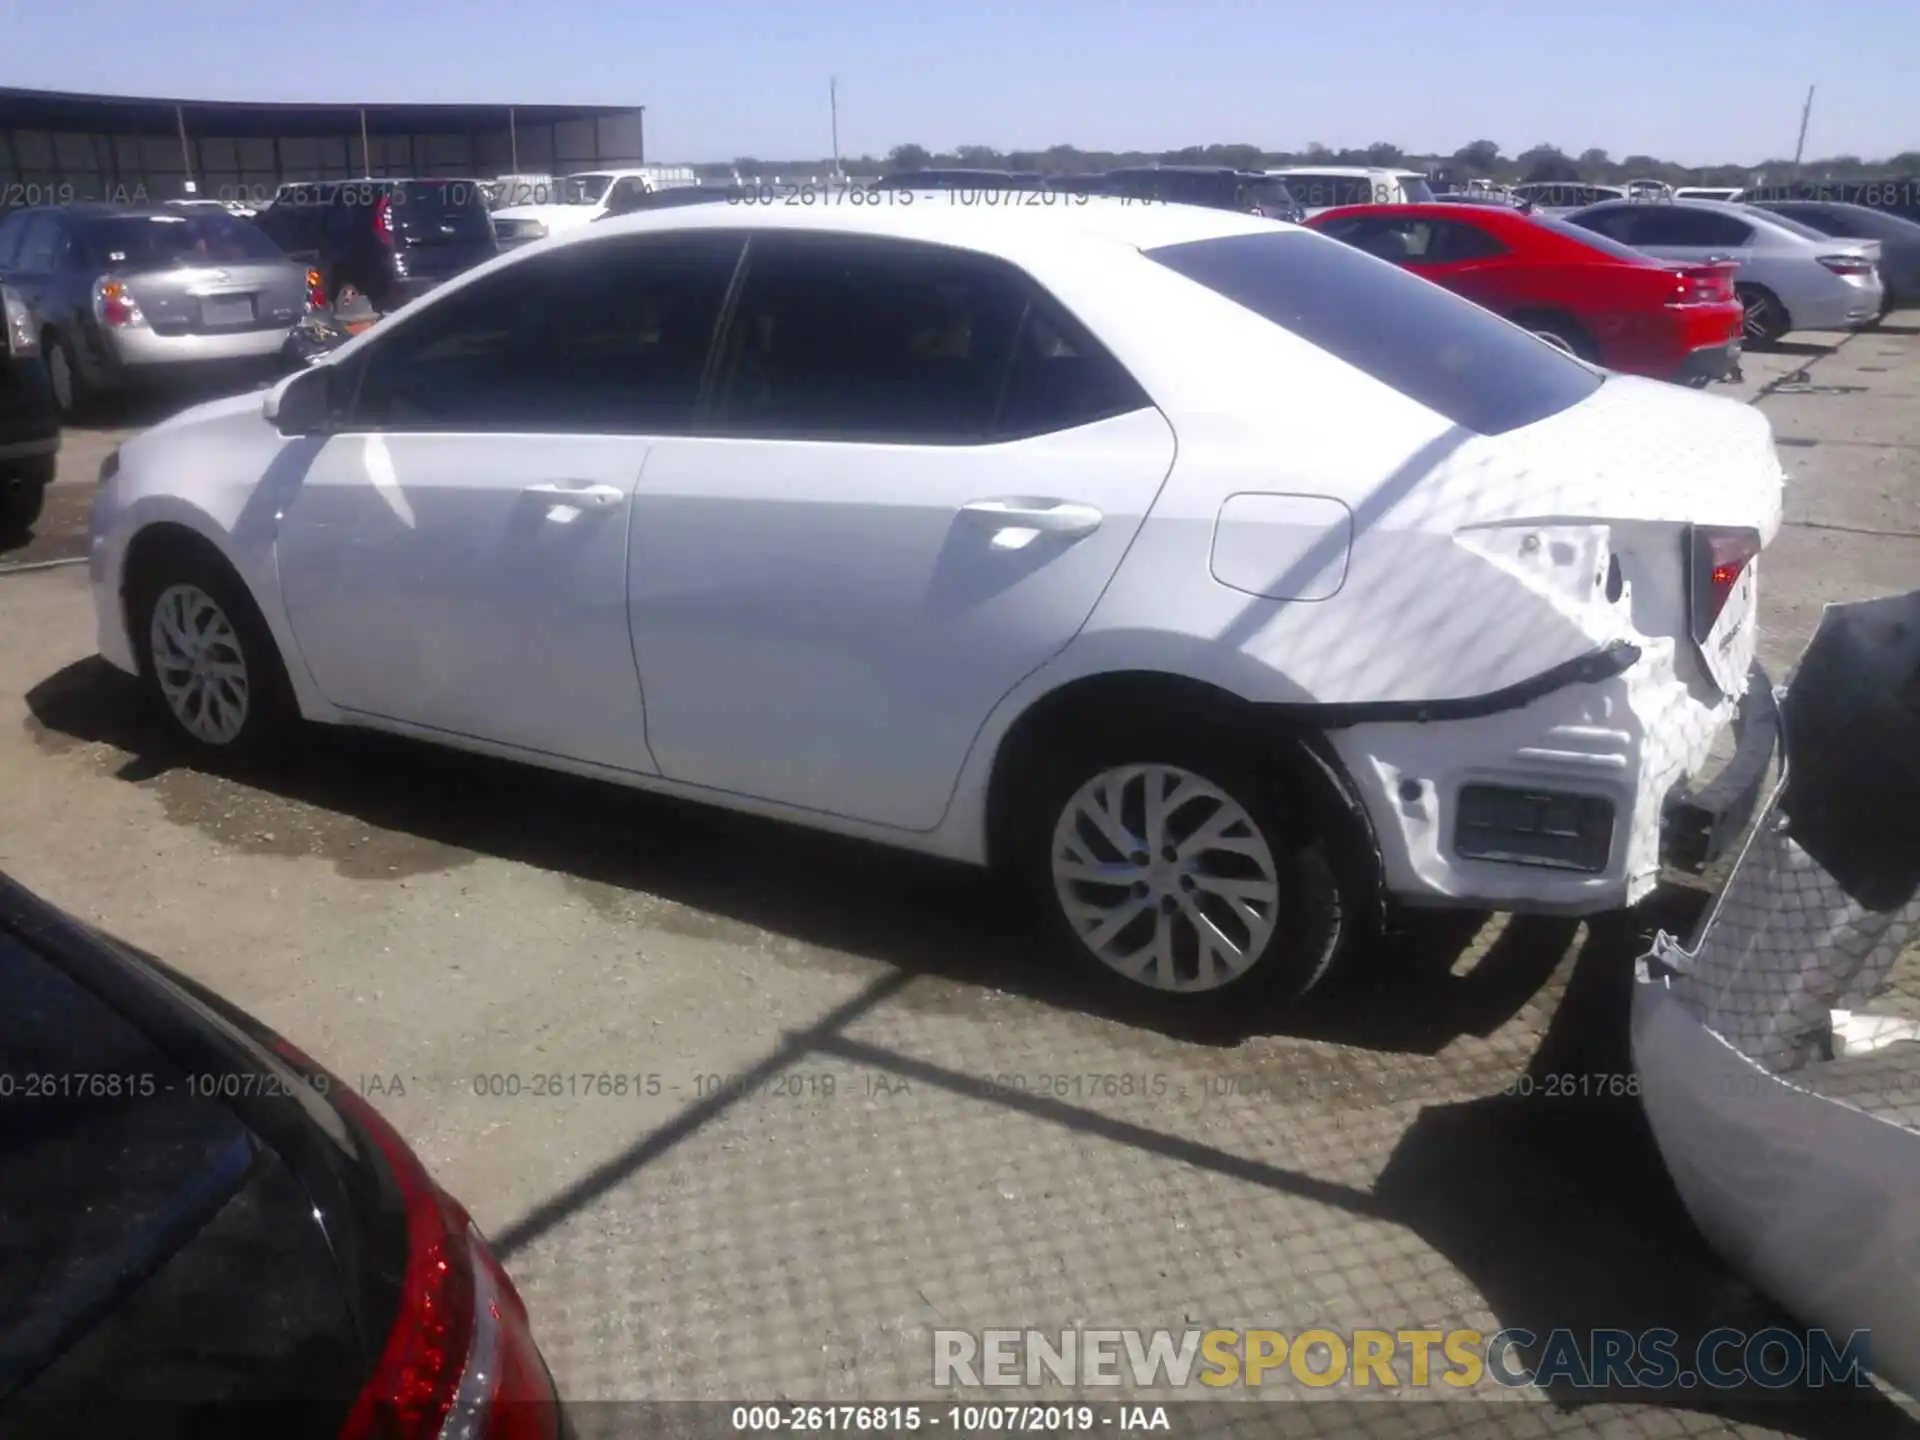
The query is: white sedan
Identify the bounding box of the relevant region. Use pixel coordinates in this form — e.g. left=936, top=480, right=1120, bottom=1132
left=88, top=194, right=1785, bottom=1009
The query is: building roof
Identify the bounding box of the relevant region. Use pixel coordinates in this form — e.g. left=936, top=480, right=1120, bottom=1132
left=0, top=86, right=637, bottom=138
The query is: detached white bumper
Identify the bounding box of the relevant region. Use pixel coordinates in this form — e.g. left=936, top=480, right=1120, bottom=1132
left=1328, top=636, right=1776, bottom=914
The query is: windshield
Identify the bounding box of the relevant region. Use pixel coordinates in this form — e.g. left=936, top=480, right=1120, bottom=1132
left=1148, top=230, right=1601, bottom=436
left=560, top=175, right=616, bottom=205
left=1242, top=178, right=1299, bottom=212
left=82, top=213, right=284, bottom=267
left=1531, top=214, right=1655, bottom=262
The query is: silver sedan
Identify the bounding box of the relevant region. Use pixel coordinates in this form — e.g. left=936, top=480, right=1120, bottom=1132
left=1563, top=198, right=1885, bottom=346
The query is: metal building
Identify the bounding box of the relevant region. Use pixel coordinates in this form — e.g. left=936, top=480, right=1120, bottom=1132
left=0, top=87, right=646, bottom=211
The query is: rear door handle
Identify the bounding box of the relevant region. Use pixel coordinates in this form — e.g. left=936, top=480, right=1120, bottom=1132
left=960, top=498, right=1104, bottom=536
left=522, top=481, right=625, bottom=509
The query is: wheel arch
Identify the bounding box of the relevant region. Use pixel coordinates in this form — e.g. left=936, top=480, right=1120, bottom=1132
left=980, top=668, right=1386, bottom=931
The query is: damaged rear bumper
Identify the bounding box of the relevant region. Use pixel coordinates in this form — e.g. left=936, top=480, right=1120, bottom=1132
left=1632, top=588, right=1920, bottom=1398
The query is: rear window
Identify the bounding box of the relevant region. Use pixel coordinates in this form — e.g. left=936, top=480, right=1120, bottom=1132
left=82, top=213, right=284, bottom=267
left=1282, top=173, right=1388, bottom=207
left=1147, top=230, right=1603, bottom=436
left=1399, top=177, right=1436, bottom=202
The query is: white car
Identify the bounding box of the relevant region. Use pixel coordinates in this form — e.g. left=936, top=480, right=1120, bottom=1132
left=490, top=170, right=660, bottom=248
left=87, top=198, right=1784, bottom=1008
left=1564, top=198, right=1885, bottom=344
left=1267, top=166, right=1436, bottom=216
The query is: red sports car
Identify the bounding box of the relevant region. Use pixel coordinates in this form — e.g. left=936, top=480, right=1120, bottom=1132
left=1304, top=202, right=1744, bottom=386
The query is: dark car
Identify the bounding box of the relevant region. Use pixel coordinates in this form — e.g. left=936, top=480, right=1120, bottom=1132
left=317, top=179, right=499, bottom=316
left=0, top=867, right=566, bottom=1440
left=1, top=283, right=59, bottom=533
left=1745, top=200, right=1920, bottom=312
left=1097, top=167, right=1304, bottom=221
left=252, top=181, right=342, bottom=259
left=0, top=205, right=318, bottom=417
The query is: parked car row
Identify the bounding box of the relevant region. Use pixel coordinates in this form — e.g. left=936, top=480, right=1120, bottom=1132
left=0, top=179, right=503, bottom=414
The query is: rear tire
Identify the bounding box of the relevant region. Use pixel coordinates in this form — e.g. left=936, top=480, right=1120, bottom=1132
left=0, top=476, right=48, bottom=536
left=1737, top=285, right=1790, bottom=348
left=1017, top=719, right=1353, bottom=1011
left=1514, top=312, right=1600, bottom=363
left=128, top=544, right=299, bottom=760
left=44, top=332, right=94, bottom=420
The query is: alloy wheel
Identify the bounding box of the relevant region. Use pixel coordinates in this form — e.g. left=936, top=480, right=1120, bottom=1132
left=1050, top=763, right=1282, bottom=993
left=149, top=583, right=251, bottom=745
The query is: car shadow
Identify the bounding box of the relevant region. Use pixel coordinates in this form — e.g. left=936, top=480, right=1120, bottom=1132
left=30, top=655, right=1569, bottom=1054
left=1762, top=339, right=1846, bottom=357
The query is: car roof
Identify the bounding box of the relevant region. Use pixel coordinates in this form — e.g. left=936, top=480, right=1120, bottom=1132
left=1271, top=165, right=1423, bottom=178
left=581, top=192, right=1283, bottom=259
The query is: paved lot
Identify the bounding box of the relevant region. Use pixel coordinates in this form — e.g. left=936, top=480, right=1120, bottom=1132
left=4, top=327, right=1920, bottom=1437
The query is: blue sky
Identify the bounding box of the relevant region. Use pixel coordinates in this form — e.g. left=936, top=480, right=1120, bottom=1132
left=4, top=0, right=1914, bottom=165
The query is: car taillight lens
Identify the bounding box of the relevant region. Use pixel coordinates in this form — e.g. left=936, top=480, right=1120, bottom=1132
left=1688, top=526, right=1761, bottom=644
left=1668, top=266, right=1734, bottom=305
left=93, top=277, right=146, bottom=328
left=307, top=268, right=327, bottom=308
left=1817, top=254, right=1875, bottom=277
left=321, top=1071, right=559, bottom=1440
left=375, top=195, right=396, bottom=245
left=2, top=285, right=35, bottom=355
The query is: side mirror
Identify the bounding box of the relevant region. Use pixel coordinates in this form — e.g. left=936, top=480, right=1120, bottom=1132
left=263, top=364, right=334, bottom=437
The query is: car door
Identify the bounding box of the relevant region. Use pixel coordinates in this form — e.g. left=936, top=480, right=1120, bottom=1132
left=627, top=231, right=1178, bottom=831
left=1401, top=218, right=1512, bottom=308
left=274, top=231, right=744, bottom=771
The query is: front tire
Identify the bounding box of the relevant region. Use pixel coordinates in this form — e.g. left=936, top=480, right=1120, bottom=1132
left=129, top=551, right=297, bottom=758
left=0, top=459, right=52, bottom=535
left=1021, top=728, right=1351, bottom=1008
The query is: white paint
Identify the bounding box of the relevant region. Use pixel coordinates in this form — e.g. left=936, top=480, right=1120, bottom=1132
left=89, top=196, right=1787, bottom=916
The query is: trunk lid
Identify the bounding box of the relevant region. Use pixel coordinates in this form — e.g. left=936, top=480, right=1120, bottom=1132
left=119, top=260, right=309, bottom=335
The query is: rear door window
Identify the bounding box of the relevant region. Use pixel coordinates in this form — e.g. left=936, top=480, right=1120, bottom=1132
left=1147, top=229, right=1602, bottom=436
left=1632, top=208, right=1754, bottom=248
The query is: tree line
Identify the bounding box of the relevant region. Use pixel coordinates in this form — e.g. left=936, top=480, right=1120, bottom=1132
left=698, top=140, right=1920, bottom=185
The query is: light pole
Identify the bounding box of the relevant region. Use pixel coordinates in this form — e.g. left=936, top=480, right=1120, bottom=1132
left=830, top=78, right=841, bottom=178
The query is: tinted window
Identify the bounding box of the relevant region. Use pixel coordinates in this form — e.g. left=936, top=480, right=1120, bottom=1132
left=81, top=213, right=283, bottom=267
left=1565, top=205, right=1648, bottom=244
left=0, top=212, right=28, bottom=267
left=1750, top=209, right=1834, bottom=242
left=1401, top=178, right=1437, bottom=202
left=1314, top=217, right=1503, bottom=263
left=1532, top=214, right=1655, bottom=263
left=1148, top=230, right=1602, bottom=436
left=13, top=216, right=67, bottom=271
left=348, top=234, right=742, bottom=433
left=712, top=234, right=1146, bottom=443
left=1282, top=173, right=1386, bottom=207
left=1762, top=204, right=1852, bottom=236
left=1634, top=208, right=1754, bottom=247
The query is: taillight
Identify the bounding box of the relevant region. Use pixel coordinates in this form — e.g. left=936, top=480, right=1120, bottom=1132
left=321, top=1074, right=558, bottom=1440
left=307, top=268, right=327, bottom=309
left=1667, top=266, right=1734, bottom=306
left=375, top=195, right=396, bottom=246
left=2, top=285, right=36, bottom=356
left=92, top=276, right=147, bottom=329
left=1817, top=254, right=1875, bottom=277
left=1688, top=526, right=1761, bottom=644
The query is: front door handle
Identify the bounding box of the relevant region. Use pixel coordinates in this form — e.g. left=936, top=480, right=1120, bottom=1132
left=960, top=498, right=1104, bottom=536
left=522, top=481, right=625, bottom=509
